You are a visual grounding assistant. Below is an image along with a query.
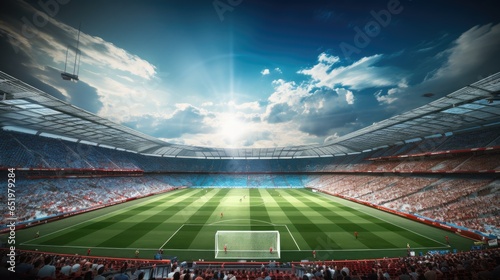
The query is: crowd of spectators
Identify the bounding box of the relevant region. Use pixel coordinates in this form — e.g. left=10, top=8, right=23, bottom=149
left=315, top=175, right=499, bottom=235
left=297, top=247, right=500, bottom=280
left=419, top=193, right=500, bottom=235
left=0, top=249, right=167, bottom=280
left=385, top=179, right=491, bottom=213
left=357, top=177, right=438, bottom=206
left=363, top=152, right=500, bottom=173
left=453, top=154, right=500, bottom=172
left=1, top=248, right=499, bottom=280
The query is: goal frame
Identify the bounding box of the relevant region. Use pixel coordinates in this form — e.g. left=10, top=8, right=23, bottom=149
left=215, top=230, right=280, bottom=259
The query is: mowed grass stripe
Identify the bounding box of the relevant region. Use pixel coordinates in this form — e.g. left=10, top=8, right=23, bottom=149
left=299, top=189, right=442, bottom=248
left=250, top=189, right=272, bottom=229
left=94, top=189, right=207, bottom=248
left=188, top=189, right=253, bottom=250
left=185, top=188, right=230, bottom=224
left=289, top=189, right=399, bottom=249
left=129, top=188, right=228, bottom=249
left=273, top=190, right=341, bottom=250
left=39, top=189, right=201, bottom=247
left=132, top=188, right=228, bottom=249
left=258, top=189, right=309, bottom=250
left=166, top=188, right=231, bottom=249
left=36, top=190, right=192, bottom=246
left=341, top=206, right=443, bottom=247
left=257, top=189, right=283, bottom=225
left=281, top=190, right=369, bottom=250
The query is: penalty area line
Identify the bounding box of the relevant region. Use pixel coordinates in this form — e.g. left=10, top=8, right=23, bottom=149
left=159, top=224, right=184, bottom=250
left=281, top=246, right=451, bottom=252
left=285, top=224, right=301, bottom=250
left=19, top=244, right=157, bottom=251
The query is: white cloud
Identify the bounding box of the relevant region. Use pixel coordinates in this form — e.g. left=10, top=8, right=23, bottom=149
left=261, top=68, right=270, bottom=75
left=299, top=52, right=403, bottom=91
left=373, top=78, right=408, bottom=105
left=169, top=120, right=318, bottom=149
left=235, top=101, right=261, bottom=111
left=153, top=104, right=320, bottom=148
left=318, top=52, right=340, bottom=64
left=274, top=67, right=282, bottom=73
left=93, top=76, right=166, bottom=121
left=428, top=23, right=500, bottom=81
left=324, top=133, right=339, bottom=143
left=174, top=103, right=194, bottom=111
left=261, top=75, right=361, bottom=138
left=374, top=89, right=397, bottom=104
left=116, top=75, right=135, bottom=83
left=84, top=38, right=156, bottom=80
left=268, top=79, right=308, bottom=106
left=345, top=90, right=354, bottom=105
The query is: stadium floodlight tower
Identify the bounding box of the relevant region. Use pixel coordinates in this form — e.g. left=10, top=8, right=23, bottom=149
left=215, top=230, right=280, bottom=259
left=61, top=24, right=81, bottom=82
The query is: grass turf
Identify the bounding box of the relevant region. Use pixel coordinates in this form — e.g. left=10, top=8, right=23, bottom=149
left=13, top=188, right=475, bottom=261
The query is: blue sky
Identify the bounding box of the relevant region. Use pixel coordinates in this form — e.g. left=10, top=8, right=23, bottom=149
left=1, top=0, right=499, bottom=148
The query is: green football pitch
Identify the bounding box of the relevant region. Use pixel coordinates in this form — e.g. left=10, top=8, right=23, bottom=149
left=15, top=188, right=474, bottom=261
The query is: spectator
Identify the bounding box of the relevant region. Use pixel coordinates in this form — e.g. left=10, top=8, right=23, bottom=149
left=37, top=255, right=56, bottom=279
left=113, top=266, right=130, bottom=280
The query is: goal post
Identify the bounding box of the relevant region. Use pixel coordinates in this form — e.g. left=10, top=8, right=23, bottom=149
left=215, top=230, right=280, bottom=259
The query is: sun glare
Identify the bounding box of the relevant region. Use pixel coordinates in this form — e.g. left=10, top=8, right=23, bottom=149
left=218, top=116, right=247, bottom=147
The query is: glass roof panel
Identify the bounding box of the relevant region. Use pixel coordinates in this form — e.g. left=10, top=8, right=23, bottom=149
left=442, top=107, right=472, bottom=114
left=1, top=99, right=29, bottom=105
left=460, top=103, right=485, bottom=110
left=31, top=108, right=60, bottom=115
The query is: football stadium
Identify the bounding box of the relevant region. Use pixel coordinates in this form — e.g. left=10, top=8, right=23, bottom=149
left=1, top=70, right=500, bottom=278
left=1, top=1, right=500, bottom=280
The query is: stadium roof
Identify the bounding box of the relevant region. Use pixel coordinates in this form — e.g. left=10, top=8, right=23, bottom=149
left=1, top=71, right=499, bottom=159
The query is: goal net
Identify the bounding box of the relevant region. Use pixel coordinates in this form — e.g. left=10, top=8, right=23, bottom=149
left=215, top=230, right=280, bottom=259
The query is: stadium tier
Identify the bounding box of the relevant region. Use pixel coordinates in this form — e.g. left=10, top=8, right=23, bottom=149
left=1, top=128, right=499, bottom=173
